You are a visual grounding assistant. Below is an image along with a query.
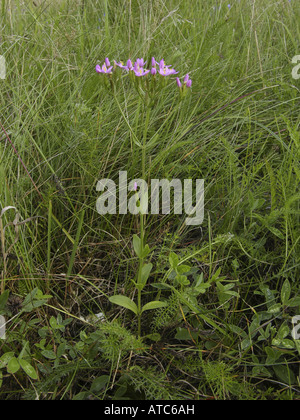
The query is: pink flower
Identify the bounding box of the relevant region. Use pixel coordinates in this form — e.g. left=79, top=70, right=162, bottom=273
left=184, top=74, right=192, bottom=87
left=184, top=74, right=190, bottom=83
left=158, top=66, right=178, bottom=76
left=133, top=60, right=150, bottom=76
left=96, top=58, right=113, bottom=74
left=176, top=77, right=182, bottom=88
left=158, top=59, right=178, bottom=76
left=151, top=57, right=158, bottom=67
left=134, top=67, right=150, bottom=77
left=135, top=58, right=146, bottom=67
left=115, top=59, right=133, bottom=72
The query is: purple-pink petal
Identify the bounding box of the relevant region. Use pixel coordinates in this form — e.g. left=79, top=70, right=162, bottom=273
left=176, top=77, right=182, bottom=88
left=158, top=67, right=178, bottom=76
left=184, top=74, right=190, bottom=83
left=134, top=68, right=150, bottom=77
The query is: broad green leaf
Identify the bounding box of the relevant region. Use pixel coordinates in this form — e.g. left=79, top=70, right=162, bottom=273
left=195, top=283, right=211, bottom=294
left=265, top=347, right=282, bottom=365
left=241, top=338, right=252, bottom=351
left=272, top=338, right=295, bottom=350
left=177, top=264, right=191, bottom=275
left=176, top=275, right=190, bottom=286
left=169, top=252, right=179, bottom=269
left=287, top=297, right=300, bottom=307
left=50, top=316, right=59, bottom=329
left=7, top=357, right=20, bottom=374
left=133, top=235, right=142, bottom=258
left=140, top=263, right=153, bottom=287
left=90, top=375, right=110, bottom=393
left=277, top=323, right=290, bottom=340
left=57, top=343, right=66, bottom=358
left=41, top=350, right=57, bottom=360
left=175, top=327, right=198, bottom=341
left=73, top=392, right=89, bottom=400
left=19, top=359, right=38, bottom=380
left=273, top=365, right=296, bottom=385
left=142, top=301, right=167, bottom=313
left=0, top=352, right=15, bottom=368
left=268, top=304, right=282, bottom=314
left=281, top=280, right=291, bottom=305
left=109, top=295, right=138, bottom=315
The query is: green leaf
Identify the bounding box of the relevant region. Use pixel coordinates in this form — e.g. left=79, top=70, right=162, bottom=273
left=177, top=264, right=191, bottom=275
left=7, top=357, right=20, bottom=374
left=19, top=359, right=38, bottom=380
left=176, top=275, right=190, bottom=286
left=277, top=323, right=290, bottom=340
left=144, top=333, right=161, bottom=342
left=142, top=244, right=151, bottom=259
left=281, top=280, right=291, bottom=305
left=90, top=375, right=110, bottom=393
left=133, top=235, right=142, bottom=258
left=41, top=350, right=57, bottom=360
left=175, top=327, right=198, bottom=341
left=265, top=347, right=282, bottom=365
left=0, top=290, right=10, bottom=313
left=272, top=338, right=295, bottom=350
left=268, top=303, right=282, bottom=314
left=150, top=283, right=172, bottom=290
left=273, top=365, right=296, bottom=385
left=241, top=338, right=252, bottom=351
left=72, top=392, right=89, bottom=400
left=0, top=352, right=15, bottom=368
left=109, top=295, right=138, bottom=315
left=286, top=297, right=300, bottom=307
left=22, top=288, right=52, bottom=313
left=142, top=301, right=167, bottom=313
left=169, top=252, right=179, bottom=269
left=140, top=263, right=153, bottom=287
left=268, top=226, right=285, bottom=240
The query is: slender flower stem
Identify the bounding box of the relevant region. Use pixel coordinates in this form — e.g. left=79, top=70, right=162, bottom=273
left=137, top=103, right=151, bottom=337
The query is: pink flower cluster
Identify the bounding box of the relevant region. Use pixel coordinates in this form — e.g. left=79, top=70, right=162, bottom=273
left=96, top=57, right=192, bottom=89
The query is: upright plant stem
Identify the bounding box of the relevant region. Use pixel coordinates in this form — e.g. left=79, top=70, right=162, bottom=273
left=137, top=104, right=151, bottom=337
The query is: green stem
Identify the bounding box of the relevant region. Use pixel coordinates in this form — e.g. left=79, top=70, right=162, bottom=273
left=137, top=104, right=151, bottom=337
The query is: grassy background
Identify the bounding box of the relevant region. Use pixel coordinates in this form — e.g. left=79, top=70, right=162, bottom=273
left=0, top=0, right=299, bottom=400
